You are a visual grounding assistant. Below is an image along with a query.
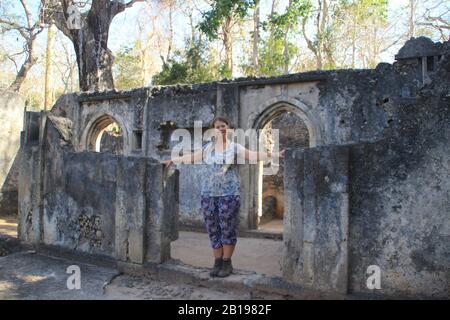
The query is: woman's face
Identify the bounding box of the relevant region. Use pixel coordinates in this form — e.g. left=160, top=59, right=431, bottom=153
left=213, top=120, right=228, bottom=138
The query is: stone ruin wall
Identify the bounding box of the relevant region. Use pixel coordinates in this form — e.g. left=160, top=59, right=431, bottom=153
left=10, top=37, right=450, bottom=298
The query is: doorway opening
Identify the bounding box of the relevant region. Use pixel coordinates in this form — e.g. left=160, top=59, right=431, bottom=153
left=256, top=110, right=310, bottom=234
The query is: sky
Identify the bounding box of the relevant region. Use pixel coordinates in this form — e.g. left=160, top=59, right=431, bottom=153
left=1, top=0, right=448, bottom=81
left=106, top=0, right=415, bottom=62
left=104, top=0, right=449, bottom=78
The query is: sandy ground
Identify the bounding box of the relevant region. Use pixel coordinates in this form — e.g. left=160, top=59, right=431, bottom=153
left=257, top=219, right=283, bottom=233
left=172, top=231, right=283, bottom=277
left=0, top=217, right=17, bottom=238
left=0, top=216, right=283, bottom=300
left=0, top=250, right=255, bottom=300
left=1, top=217, right=283, bottom=276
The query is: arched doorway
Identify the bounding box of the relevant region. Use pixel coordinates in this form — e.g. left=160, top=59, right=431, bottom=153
left=259, top=112, right=310, bottom=232
left=249, top=100, right=319, bottom=232
left=86, top=115, right=124, bottom=155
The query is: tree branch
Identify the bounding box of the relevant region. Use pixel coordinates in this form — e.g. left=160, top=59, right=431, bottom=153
left=111, top=0, right=145, bottom=17
left=20, top=0, right=33, bottom=30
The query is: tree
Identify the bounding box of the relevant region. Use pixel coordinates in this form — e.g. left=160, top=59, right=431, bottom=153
left=266, top=0, right=311, bottom=73
left=113, top=45, right=143, bottom=90
left=300, top=0, right=341, bottom=70
left=407, top=0, right=419, bottom=38
left=44, top=24, right=56, bottom=110
left=418, top=0, right=450, bottom=41
left=152, top=37, right=221, bottom=85
left=251, top=1, right=260, bottom=75
left=40, top=0, right=145, bottom=92
left=0, top=0, right=45, bottom=92
left=332, top=0, right=389, bottom=68
left=198, top=0, right=258, bottom=77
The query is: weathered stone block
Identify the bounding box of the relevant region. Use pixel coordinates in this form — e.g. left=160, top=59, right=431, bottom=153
left=0, top=91, right=25, bottom=217
left=283, top=146, right=350, bottom=294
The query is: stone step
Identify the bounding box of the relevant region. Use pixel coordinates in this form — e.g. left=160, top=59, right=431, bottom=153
left=117, top=259, right=344, bottom=300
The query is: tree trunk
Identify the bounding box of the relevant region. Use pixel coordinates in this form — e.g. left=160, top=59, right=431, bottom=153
left=316, top=0, right=324, bottom=70
left=252, top=4, right=260, bottom=75
left=44, top=24, right=56, bottom=110
left=283, top=0, right=292, bottom=74
left=223, top=15, right=233, bottom=75
left=269, top=0, right=278, bottom=69
left=8, top=33, right=38, bottom=92
left=408, top=0, right=416, bottom=39
left=189, top=8, right=195, bottom=47
left=352, top=14, right=356, bottom=69
left=47, top=0, right=143, bottom=92
left=166, top=0, right=174, bottom=63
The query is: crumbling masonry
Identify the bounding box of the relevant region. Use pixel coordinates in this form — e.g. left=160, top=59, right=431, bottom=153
left=11, top=37, right=450, bottom=298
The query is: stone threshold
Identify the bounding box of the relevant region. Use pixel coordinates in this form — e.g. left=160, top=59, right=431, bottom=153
left=117, top=259, right=345, bottom=300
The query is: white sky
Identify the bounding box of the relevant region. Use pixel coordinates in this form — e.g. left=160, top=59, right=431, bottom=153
left=1, top=0, right=448, bottom=80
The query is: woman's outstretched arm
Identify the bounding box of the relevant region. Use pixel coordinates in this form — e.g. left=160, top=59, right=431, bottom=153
left=161, top=148, right=204, bottom=167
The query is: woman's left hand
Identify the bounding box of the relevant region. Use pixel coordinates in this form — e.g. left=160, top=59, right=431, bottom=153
left=279, top=149, right=285, bottom=159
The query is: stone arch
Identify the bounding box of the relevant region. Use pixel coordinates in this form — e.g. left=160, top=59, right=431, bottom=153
left=244, top=97, right=322, bottom=230
left=247, top=96, right=322, bottom=147
left=81, top=113, right=130, bottom=154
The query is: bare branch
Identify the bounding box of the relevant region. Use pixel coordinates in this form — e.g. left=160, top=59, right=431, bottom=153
left=20, top=0, right=33, bottom=30
left=111, top=0, right=145, bottom=17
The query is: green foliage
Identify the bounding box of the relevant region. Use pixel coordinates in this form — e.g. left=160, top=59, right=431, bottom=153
left=198, top=0, right=259, bottom=40
left=263, top=0, right=312, bottom=39
left=152, top=38, right=223, bottom=85
left=152, top=61, right=188, bottom=86
left=241, top=0, right=310, bottom=76
left=338, top=0, right=388, bottom=23
left=113, top=45, right=143, bottom=90
left=241, top=36, right=298, bottom=77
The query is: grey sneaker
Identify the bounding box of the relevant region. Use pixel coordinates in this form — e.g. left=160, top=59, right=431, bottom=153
left=210, top=258, right=223, bottom=277
left=217, top=258, right=233, bottom=278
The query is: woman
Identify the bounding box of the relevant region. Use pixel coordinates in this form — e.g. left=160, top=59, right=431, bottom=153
left=161, top=116, right=284, bottom=278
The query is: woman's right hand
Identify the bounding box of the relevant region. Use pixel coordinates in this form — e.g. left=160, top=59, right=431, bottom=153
left=161, top=159, right=173, bottom=168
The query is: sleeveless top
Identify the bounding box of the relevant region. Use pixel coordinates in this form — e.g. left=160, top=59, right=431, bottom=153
left=200, top=141, right=245, bottom=197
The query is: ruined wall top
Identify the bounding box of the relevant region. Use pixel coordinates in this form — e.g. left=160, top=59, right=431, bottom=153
left=56, top=37, right=450, bottom=104
left=395, top=37, right=450, bottom=60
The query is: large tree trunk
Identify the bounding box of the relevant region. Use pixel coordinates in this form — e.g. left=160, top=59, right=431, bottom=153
left=76, top=1, right=116, bottom=91
left=45, top=0, right=143, bottom=92
left=73, top=25, right=115, bottom=92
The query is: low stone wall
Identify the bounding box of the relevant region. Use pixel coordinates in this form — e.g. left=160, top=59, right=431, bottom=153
left=18, top=115, right=179, bottom=264
left=0, top=91, right=25, bottom=217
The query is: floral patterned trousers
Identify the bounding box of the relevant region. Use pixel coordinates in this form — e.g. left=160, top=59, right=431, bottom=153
left=200, top=194, right=241, bottom=249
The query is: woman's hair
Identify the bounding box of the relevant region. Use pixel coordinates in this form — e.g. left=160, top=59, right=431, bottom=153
left=209, top=116, right=231, bottom=129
